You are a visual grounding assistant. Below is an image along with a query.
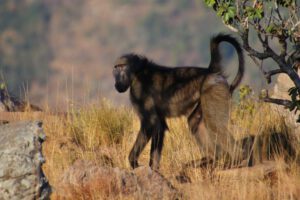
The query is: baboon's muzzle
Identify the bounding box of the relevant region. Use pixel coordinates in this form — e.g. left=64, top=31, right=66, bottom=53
left=115, top=83, right=128, bottom=93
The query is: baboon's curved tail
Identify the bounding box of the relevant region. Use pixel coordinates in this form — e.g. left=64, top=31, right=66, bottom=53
left=209, top=34, right=245, bottom=93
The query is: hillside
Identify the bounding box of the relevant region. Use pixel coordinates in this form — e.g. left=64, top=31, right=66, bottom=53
left=0, top=0, right=264, bottom=109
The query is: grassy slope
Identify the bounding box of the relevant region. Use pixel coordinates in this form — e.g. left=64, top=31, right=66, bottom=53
left=9, top=99, right=300, bottom=199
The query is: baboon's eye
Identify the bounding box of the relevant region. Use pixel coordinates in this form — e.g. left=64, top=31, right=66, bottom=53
left=114, top=64, right=127, bottom=70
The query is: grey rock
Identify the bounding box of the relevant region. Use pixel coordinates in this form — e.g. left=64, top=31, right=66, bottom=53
left=0, top=121, right=51, bottom=200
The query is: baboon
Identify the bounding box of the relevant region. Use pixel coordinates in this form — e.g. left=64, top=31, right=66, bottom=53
left=113, top=34, right=245, bottom=170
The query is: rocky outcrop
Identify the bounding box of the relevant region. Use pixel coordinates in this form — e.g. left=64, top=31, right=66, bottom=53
left=57, top=160, right=182, bottom=199
left=0, top=86, right=41, bottom=112
left=0, top=121, right=51, bottom=200
left=272, top=72, right=300, bottom=133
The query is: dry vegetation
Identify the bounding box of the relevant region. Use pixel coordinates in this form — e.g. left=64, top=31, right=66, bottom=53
left=7, top=97, right=300, bottom=199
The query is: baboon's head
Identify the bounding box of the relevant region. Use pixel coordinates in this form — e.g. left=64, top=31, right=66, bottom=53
left=113, top=54, right=146, bottom=93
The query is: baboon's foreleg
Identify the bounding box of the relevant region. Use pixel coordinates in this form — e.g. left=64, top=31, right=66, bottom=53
left=149, top=117, right=167, bottom=170
left=129, top=121, right=152, bottom=168
left=129, top=114, right=167, bottom=170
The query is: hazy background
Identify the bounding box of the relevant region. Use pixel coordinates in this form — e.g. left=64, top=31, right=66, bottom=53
left=0, top=0, right=267, bottom=110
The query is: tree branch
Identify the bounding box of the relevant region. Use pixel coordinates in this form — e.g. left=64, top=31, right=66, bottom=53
left=267, top=50, right=300, bottom=91
left=240, top=29, right=272, bottom=60
left=206, top=0, right=300, bottom=120
left=260, top=89, right=293, bottom=109
left=241, top=27, right=300, bottom=92
left=249, top=23, right=300, bottom=90
left=274, top=1, right=283, bottom=21
left=263, top=97, right=293, bottom=108
left=278, top=36, right=288, bottom=57
left=257, top=32, right=269, bottom=50
left=264, top=69, right=284, bottom=83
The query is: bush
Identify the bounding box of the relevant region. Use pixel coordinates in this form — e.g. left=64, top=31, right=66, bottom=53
left=67, top=100, right=134, bottom=149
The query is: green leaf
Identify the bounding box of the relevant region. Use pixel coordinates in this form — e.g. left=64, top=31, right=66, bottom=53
left=224, top=13, right=230, bottom=22
left=291, top=93, right=297, bottom=102
left=217, top=5, right=225, bottom=17
left=266, top=24, right=275, bottom=33
left=296, top=100, right=300, bottom=109
left=288, top=87, right=298, bottom=96
left=204, top=0, right=216, bottom=7
left=0, top=83, right=5, bottom=90
left=289, top=102, right=296, bottom=111
left=245, top=7, right=255, bottom=19
left=255, top=8, right=263, bottom=19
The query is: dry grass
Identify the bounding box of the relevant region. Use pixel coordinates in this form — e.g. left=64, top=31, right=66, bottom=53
left=8, top=99, right=300, bottom=199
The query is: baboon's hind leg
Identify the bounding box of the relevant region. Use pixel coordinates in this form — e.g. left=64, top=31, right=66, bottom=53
left=188, top=103, right=216, bottom=166
left=200, top=77, right=242, bottom=165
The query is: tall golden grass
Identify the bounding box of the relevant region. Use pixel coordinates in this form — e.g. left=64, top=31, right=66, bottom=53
left=8, top=98, right=300, bottom=199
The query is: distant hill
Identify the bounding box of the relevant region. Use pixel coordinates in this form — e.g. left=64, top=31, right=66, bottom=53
left=0, top=0, right=265, bottom=109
